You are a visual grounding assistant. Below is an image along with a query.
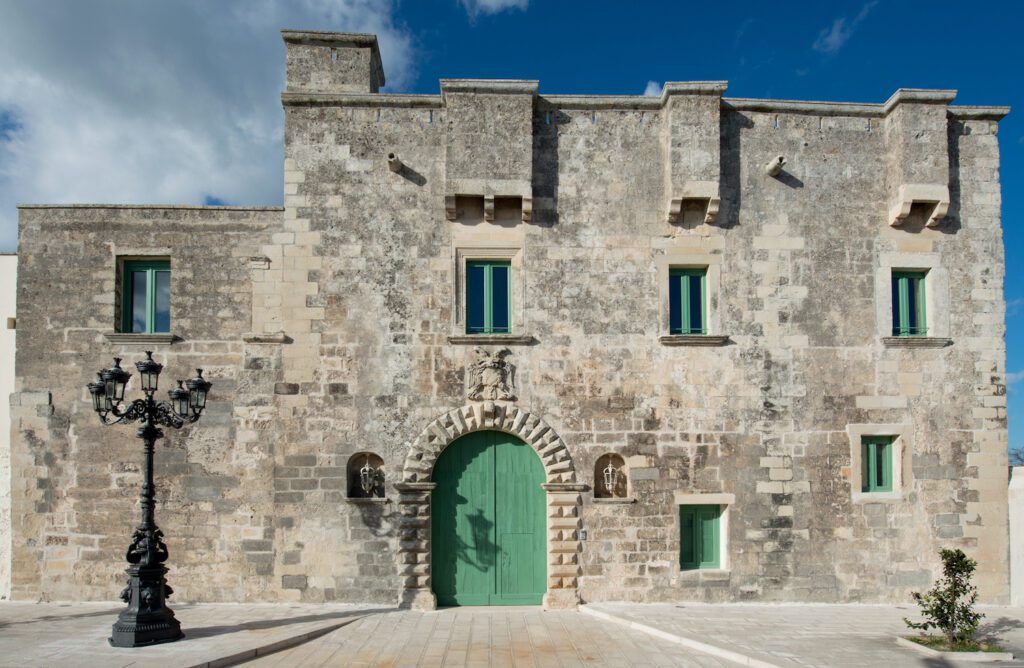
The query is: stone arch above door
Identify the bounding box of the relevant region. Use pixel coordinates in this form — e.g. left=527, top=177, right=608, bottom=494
left=401, top=402, right=577, bottom=484
left=396, top=401, right=584, bottom=610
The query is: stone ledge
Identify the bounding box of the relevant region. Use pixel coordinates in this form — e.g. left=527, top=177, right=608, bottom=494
left=592, top=497, right=636, bottom=504
left=542, top=483, right=589, bottom=493
left=448, top=334, right=536, bottom=346
left=243, top=332, right=292, bottom=344
left=345, top=497, right=389, bottom=504
left=103, top=332, right=178, bottom=345
left=881, top=336, right=953, bottom=348
left=659, top=335, right=730, bottom=347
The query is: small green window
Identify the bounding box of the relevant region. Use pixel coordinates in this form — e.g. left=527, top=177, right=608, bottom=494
left=121, top=260, right=171, bottom=333
left=679, top=504, right=720, bottom=570
left=892, top=271, right=927, bottom=336
left=861, top=436, right=894, bottom=493
left=669, top=268, right=706, bottom=335
left=466, top=260, right=511, bottom=335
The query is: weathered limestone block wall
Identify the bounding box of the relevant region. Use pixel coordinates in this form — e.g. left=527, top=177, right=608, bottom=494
left=11, top=206, right=283, bottom=601
left=10, top=30, right=1010, bottom=606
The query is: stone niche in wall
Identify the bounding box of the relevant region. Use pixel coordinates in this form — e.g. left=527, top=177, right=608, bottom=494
left=442, top=79, right=537, bottom=223
left=661, top=81, right=728, bottom=225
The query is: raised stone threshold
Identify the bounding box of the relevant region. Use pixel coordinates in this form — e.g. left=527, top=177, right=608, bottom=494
left=881, top=336, right=952, bottom=348
left=448, top=334, right=536, bottom=346
left=659, top=335, right=730, bottom=347
left=103, top=332, right=178, bottom=345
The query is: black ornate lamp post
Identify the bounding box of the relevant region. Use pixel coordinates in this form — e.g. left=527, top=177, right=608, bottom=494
left=87, top=351, right=211, bottom=647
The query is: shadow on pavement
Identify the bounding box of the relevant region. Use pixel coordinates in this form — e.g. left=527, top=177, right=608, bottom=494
left=182, top=607, right=393, bottom=640
left=0, top=607, right=123, bottom=629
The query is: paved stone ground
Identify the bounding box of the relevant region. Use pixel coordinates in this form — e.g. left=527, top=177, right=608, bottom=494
left=244, top=607, right=735, bottom=667
left=586, top=602, right=1024, bottom=668
left=2, top=602, right=1023, bottom=667
left=0, top=601, right=385, bottom=667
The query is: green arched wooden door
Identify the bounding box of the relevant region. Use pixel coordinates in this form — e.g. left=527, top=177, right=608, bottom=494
left=431, top=430, right=546, bottom=606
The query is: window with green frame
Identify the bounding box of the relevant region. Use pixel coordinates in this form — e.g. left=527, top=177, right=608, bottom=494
left=679, top=504, right=720, bottom=570
left=669, top=268, right=707, bottom=335
left=891, top=271, right=927, bottom=336
left=121, top=260, right=171, bottom=333
left=861, top=436, right=894, bottom=493
left=465, top=260, right=511, bottom=334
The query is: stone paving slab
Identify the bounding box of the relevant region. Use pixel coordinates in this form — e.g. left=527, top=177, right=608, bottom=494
left=0, top=601, right=388, bottom=668
left=584, top=603, right=1024, bottom=668
left=243, top=607, right=740, bottom=667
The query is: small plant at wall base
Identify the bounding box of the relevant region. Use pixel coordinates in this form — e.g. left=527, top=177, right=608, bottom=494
left=903, top=549, right=1001, bottom=652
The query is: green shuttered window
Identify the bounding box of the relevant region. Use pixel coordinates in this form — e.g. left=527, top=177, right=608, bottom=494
left=122, top=260, right=171, bottom=333
left=891, top=271, right=927, bottom=336
left=669, top=268, right=707, bottom=335
left=679, top=504, right=720, bottom=570
left=861, top=436, right=894, bottom=493
left=466, top=260, right=511, bottom=334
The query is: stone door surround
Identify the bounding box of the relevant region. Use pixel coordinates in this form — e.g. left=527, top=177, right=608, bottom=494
left=397, top=402, right=584, bottom=610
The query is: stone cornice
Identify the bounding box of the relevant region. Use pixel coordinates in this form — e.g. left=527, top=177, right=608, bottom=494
left=882, top=88, right=957, bottom=114
left=661, top=81, right=729, bottom=97
left=948, top=105, right=1011, bottom=121
left=17, top=204, right=284, bottom=211
left=440, top=79, right=539, bottom=97
left=281, top=92, right=442, bottom=108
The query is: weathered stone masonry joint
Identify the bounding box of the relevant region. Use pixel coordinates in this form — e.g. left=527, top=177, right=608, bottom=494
left=397, top=402, right=583, bottom=610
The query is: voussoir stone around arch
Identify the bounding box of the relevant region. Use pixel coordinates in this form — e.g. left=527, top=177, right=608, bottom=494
left=401, top=402, right=577, bottom=484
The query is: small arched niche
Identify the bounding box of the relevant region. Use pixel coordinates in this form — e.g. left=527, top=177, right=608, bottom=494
left=347, top=452, right=385, bottom=499
left=594, top=453, right=627, bottom=499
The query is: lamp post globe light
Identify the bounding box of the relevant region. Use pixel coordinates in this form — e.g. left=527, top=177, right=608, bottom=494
left=87, top=351, right=211, bottom=647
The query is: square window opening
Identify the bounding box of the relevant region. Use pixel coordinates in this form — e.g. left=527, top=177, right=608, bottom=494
left=120, top=259, right=171, bottom=334
left=891, top=270, right=927, bottom=337
left=861, top=436, right=895, bottom=493
left=465, top=260, right=511, bottom=335
left=679, top=504, right=721, bottom=570
left=669, top=268, right=707, bottom=335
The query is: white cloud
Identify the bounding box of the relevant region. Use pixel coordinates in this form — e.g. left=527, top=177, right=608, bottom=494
left=0, top=0, right=415, bottom=251
left=812, top=1, right=878, bottom=55
left=1007, top=370, right=1024, bottom=385
left=643, top=81, right=663, bottom=97
left=459, top=0, right=528, bottom=18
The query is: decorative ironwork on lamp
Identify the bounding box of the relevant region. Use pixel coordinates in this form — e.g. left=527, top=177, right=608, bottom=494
left=359, top=456, right=377, bottom=496
left=87, top=350, right=211, bottom=648
left=602, top=461, right=619, bottom=495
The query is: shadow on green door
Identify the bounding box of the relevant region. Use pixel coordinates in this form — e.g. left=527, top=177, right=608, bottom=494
left=431, top=430, right=546, bottom=606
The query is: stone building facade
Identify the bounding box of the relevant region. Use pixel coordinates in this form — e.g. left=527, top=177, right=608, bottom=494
left=9, top=30, right=1012, bottom=607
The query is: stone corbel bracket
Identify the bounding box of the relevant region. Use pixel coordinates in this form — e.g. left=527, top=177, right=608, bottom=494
left=444, top=180, right=533, bottom=223
left=667, top=180, right=721, bottom=225
left=889, top=183, right=950, bottom=227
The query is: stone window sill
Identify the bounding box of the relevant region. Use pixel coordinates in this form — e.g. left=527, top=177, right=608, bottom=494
left=852, top=491, right=902, bottom=504
left=592, top=497, right=636, bottom=504
left=678, top=568, right=731, bottom=581
left=345, top=497, right=389, bottom=504
left=448, top=334, right=536, bottom=346
left=104, top=332, right=178, bottom=345
left=659, top=335, right=730, bottom=347
left=881, top=336, right=952, bottom=348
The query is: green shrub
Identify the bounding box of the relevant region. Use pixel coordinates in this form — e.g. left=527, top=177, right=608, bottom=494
left=904, top=548, right=984, bottom=646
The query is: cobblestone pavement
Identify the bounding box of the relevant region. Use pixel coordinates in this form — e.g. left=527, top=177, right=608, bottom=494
left=243, top=607, right=736, bottom=668
left=585, top=602, right=1024, bottom=668
left=0, top=601, right=384, bottom=667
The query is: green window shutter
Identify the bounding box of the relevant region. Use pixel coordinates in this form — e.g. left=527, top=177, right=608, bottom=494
left=680, top=504, right=720, bottom=570
left=862, top=437, right=895, bottom=492
left=669, top=268, right=707, bottom=335
left=679, top=506, right=697, bottom=569
left=122, top=260, right=171, bottom=333
left=466, top=260, right=511, bottom=335
left=891, top=271, right=927, bottom=337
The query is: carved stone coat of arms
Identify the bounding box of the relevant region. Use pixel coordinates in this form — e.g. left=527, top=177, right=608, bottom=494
left=468, top=347, right=516, bottom=401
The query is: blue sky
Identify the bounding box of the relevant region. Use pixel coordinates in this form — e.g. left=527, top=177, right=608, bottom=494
left=0, top=0, right=1021, bottom=454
